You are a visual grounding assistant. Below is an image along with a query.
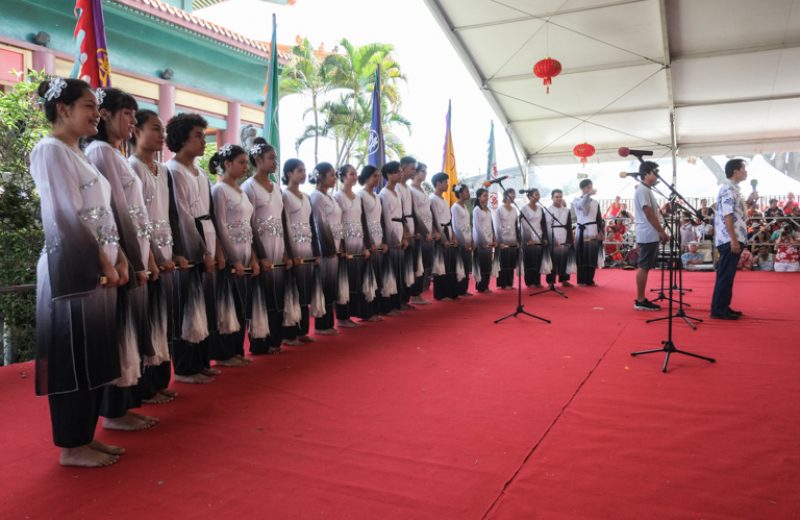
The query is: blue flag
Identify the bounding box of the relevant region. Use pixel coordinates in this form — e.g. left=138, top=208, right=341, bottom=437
left=263, top=14, right=280, bottom=182
left=367, top=65, right=385, bottom=170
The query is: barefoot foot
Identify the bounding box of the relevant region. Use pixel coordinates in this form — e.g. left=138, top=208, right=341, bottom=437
left=60, top=445, right=119, bottom=468
left=89, top=439, right=126, bottom=455
left=142, top=392, right=173, bottom=405
left=102, top=415, right=155, bottom=432
left=337, top=319, right=360, bottom=328
left=174, top=373, right=213, bottom=384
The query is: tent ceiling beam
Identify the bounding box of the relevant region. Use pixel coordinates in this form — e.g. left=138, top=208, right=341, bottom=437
left=488, top=59, right=657, bottom=84
left=453, top=0, right=647, bottom=32
left=422, top=0, right=530, bottom=156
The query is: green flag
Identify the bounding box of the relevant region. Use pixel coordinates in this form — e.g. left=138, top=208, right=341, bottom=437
left=263, top=13, right=280, bottom=182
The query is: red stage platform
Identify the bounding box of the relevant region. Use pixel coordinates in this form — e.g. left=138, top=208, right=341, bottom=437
left=0, top=270, right=798, bottom=519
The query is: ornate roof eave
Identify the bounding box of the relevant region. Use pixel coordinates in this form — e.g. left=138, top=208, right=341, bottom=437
left=109, top=0, right=291, bottom=63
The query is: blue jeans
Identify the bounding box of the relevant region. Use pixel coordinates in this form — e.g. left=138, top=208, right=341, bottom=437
left=711, top=241, right=741, bottom=315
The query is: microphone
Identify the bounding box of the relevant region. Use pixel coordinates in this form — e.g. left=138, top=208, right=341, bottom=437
left=483, top=175, right=509, bottom=187
left=618, top=147, right=653, bottom=158
left=619, top=171, right=639, bottom=178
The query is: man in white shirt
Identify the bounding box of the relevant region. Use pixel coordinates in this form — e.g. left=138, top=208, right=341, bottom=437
left=397, top=156, right=419, bottom=309
left=633, top=161, right=669, bottom=310
left=572, top=179, right=603, bottom=286
left=711, top=159, right=748, bottom=320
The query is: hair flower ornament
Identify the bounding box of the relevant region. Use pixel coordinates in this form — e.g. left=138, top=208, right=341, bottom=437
left=44, top=77, right=67, bottom=101
left=219, top=144, right=234, bottom=157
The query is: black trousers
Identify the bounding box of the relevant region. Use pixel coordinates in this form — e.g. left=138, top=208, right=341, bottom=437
left=433, top=244, right=459, bottom=300
left=134, top=362, right=172, bottom=400
left=407, top=238, right=424, bottom=297
left=577, top=239, right=600, bottom=285
left=456, top=246, right=473, bottom=295
left=523, top=244, right=544, bottom=287
left=47, top=302, right=103, bottom=448
left=250, top=310, right=284, bottom=353
left=100, top=385, right=137, bottom=419
left=496, top=246, right=518, bottom=288
left=546, top=245, right=571, bottom=284
left=711, top=241, right=742, bottom=316
left=173, top=336, right=210, bottom=376
left=475, top=247, right=493, bottom=292
left=283, top=305, right=310, bottom=339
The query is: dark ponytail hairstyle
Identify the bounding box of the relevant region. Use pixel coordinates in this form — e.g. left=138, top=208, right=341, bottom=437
left=359, top=165, right=378, bottom=186
left=130, top=109, right=159, bottom=147
left=90, top=87, right=138, bottom=143
left=282, top=158, right=305, bottom=185
left=453, top=183, right=469, bottom=197
left=337, top=164, right=356, bottom=182
left=248, top=136, right=275, bottom=167
left=309, top=162, right=335, bottom=185
left=474, top=188, right=488, bottom=208
left=208, top=144, right=247, bottom=175
left=36, top=77, right=93, bottom=124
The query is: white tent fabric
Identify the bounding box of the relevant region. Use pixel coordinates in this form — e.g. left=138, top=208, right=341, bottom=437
left=422, top=0, right=800, bottom=164
left=508, top=155, right=800, bottom=204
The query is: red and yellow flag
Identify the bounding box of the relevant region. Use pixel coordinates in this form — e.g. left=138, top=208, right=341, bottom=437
left=71, top=0, right=111, bottom=88
left=442, top=100, right=459, bottom=206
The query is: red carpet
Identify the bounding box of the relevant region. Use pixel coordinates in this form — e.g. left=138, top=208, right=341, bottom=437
left=0, top=270, right=798, bottom=519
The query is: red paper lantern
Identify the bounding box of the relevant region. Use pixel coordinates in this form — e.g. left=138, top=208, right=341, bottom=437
left=573, top=142, right=596, bottom=164
left=533, top=57, right=562, bottom=94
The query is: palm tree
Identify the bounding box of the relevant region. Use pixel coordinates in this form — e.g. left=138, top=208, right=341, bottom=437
left=322, top=39, right=406, bottom=164
left=280, top=37, right=335, bottom=165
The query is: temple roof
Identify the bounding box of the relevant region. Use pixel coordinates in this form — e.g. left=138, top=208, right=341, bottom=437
left=112, top=0, right=293, bottom=62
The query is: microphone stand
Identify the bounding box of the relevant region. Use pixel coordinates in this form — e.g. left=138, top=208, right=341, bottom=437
left=630, top=171, right=714, bottom=372
left=643, top=178, right=703, bottom=329
left=493, top=180, right=550, bottom=325
left=531, top=204, right=568, bottom=299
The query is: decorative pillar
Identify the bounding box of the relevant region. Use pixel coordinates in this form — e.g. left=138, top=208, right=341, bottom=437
left=223, top=101, right=240, bottom=145
left=158, top=83, right=176, bottom=160
left=31, top=50, right=55, bottom=75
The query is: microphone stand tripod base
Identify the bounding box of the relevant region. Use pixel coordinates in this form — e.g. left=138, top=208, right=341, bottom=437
left=646, top=307, right=703, bottom=329
left=631, top=340, right=715, bottom=373
left=494, top=303, right=551, bottom=324
left=530, top=284, right=568, bottom=299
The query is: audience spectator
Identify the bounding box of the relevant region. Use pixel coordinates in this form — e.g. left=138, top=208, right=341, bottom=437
left=604, top=223, right=625, bottom=266
left=764, top=198, right=782, bottom=224
left=753, top=245, right=774, bottom=271
left=750, top=225, right=772, bottom=250
left=618, top=203, right=632, bottom=220
left=774, top=228, right=800, bottom=272
left=737, top=247, right=754, bottom=271
left=780, top=192, right=798, bottom=216
left=681, top=242, right=705, bottom=269
left=699, top=198, right=715, bottom=223
left=605, top=196, right=622, bottom=218
left=679, top=214, right=698, bottom=250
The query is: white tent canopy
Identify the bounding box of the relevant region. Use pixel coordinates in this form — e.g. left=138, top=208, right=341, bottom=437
left=422, top=0, right=800, bottom=165
left=490, top=154, right=800, bottom=204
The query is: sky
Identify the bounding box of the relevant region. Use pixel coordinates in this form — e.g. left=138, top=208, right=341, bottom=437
left=195, top=0, right=796, bottom=200
left=195, top=0, right=518, bottom=177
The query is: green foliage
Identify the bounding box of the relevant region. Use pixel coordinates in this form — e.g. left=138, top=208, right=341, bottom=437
left=200, top=142, right=219, bottom=183
left=285, top=38, right=411, bottom=168
left=0, top=70, right=49, bottom=363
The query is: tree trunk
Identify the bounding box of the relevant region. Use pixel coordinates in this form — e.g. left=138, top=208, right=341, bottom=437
left=1, top=318, right=12, bottom=366
left=312, top=93, right=319, bottom=165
